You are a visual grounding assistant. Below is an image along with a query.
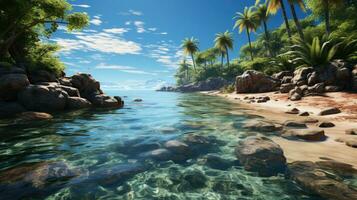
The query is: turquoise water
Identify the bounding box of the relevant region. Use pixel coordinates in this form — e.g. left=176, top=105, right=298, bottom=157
left=0, top=91, right=321, bottom=200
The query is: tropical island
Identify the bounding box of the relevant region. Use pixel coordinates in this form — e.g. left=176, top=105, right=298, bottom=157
left=1, top=0, right=357, bottom=199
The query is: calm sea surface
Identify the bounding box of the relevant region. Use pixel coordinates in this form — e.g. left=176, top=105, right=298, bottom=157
left=0, top=90, right=323, bottom=199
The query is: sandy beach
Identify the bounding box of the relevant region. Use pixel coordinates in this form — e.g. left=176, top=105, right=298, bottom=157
left=203, top=91, right=357, bottom=168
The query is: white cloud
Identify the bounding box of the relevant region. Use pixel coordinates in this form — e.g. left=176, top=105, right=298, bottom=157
left=129, top=10, right=143, bottom=16
left=95, top=63, right=157, bottom=75
left=148, top=28, right=157, bottom=32
left=53, top=30, right=142, bottom=55
left=125, top=21, right=131, bottom=25
left=103, top=28, right=129, bottom=34
left=145, top=42, right=182, bottom=69
left=90, top=15, right=102, bottom=26
left=72, top=4, right=91, bottom=8
left=160, top=32, right=168, bottom=35
left=134, top=21, right=146, bottom=33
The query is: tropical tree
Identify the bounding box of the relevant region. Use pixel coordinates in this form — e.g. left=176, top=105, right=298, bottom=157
left=287, top=0, right=305, bottom=40
left=234, top=7, right=258, bottom=61
left=267, top=0, right=293, bottom=40
left=214, top=31, right=234, bottom=67
left=182, top=37, right=199, bottom=71
left=254, top=1, right=273, bottom=56
left=0, top=0, right=89, bottom=62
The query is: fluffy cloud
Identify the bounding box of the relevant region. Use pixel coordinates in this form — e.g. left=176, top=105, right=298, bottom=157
left=134, top=21, right=146, bottom=33
left=146, top=42, right=182, bottom=69
left=90, top=15, right=102, bottom=26
left=53, top=30, right=142, bottom=55
left=103, top=28, right=130, bottom=34
left=120, top=9, right=143, bottom=16
left=95, top=63, right=157, bottom=75
left=72, top=4, right=91, bottom=8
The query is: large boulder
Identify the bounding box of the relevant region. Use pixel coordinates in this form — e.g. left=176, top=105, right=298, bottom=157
left=0, top=74, right=30, bottom=101
left=272, top=71, right=293, bottom=80
left=69, top=73, right=102, bottom=99
left=292, top=67, right=313, bottom=86
left=59, top=85, right=80, bottom=97
left=66, top=97, right=92, bottom=110
left=0, top=101, right=26, bottom=118
left=287, top=161, right=357, bottom=200
left=28, top=70, right=57, bottom=83
left=235, top=136, right=286, bottom=176
left=280, top=83, right=295, bottom=93
left=235, top=70, right=279, bottom=93
left=89, top=94, right=123, bottom=108
left=18, top=83, right=68, bottom=112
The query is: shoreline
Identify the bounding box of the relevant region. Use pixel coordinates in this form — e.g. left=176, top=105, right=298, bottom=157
left=202, top=90, right=357, bottom=168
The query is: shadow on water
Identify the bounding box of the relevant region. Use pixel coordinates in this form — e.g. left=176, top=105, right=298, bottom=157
left=0, top=91, right=327, bottom=199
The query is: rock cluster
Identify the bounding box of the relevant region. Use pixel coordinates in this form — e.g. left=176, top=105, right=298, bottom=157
left=235, top=70, right=279, bottom=93
left=273, top=60, right=357, bottom=101
left=0, top=65, right=124, bottom=118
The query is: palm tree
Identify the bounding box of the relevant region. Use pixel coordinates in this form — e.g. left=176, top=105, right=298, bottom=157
left=182, top=37, right=199, bottom=71
left=180, top=59, right=189, bottom=81
left=254, top=1, right=273, bottom=56
left=287, top=0, right=305, bottom=40
left=234, top=7, right=258, bottom=61
left=267, top=0, right=292, bottom=40
left=322, top=0, right=344, bottom=35
left=214, top=31, right=234, bottom=67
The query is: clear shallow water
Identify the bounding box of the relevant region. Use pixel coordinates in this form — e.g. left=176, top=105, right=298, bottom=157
left=0, top=91, right=322, bottom=200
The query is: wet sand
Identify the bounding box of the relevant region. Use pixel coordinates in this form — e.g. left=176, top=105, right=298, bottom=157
left=202, top=91, right=357, bottom=168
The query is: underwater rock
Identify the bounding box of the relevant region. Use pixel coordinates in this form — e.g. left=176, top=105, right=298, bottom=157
left=200, top=154, right=235, bottom=170
left=235, top=136, right=286, bottom=177
left=243, top=119, right=281, bottom=132
left=182, top=169, right=208, bottom=189
left=17, top=111, right=53, bottom=121
left=287, top=161, right=357, bottom=200
left=164, top=140, right=191, bottom=156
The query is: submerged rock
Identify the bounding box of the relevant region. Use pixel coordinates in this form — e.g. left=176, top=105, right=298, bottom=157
left=235, top=136, right=286, bottom=176
left=182, top=169, right=208, bottom=189
left=287, top=161, right=357, bottom=200
left=164, top=140, right=191, bottom=155
left=243, top=119, right=281, bottom=132
left=200, top=154, right=234, bottom=170
left=17, top=112, right=53, bottom=121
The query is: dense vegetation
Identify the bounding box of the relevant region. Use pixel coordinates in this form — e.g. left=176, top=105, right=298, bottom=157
left=176, top=0, right=357, bottom=86
left=0, top=0, right=89, bottom=76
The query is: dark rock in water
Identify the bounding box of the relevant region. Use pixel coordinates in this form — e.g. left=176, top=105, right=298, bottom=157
left=90, top=94, right=123, bottom=108
left=66, top=97, right=92, bottom=110
left=18, top=83, right=68, bottom=112
left=133, top=98, right=143, bottom=102
left=28, top=70, right=57, bottom=83
left=140, top=148, right=173, bottom=161
left=236, top=70, right=279, bottom=93
left=318, top=107, right=341, bottom=116
left=235, top=136, right=286, bottom=177
left=16, top=112, right=53, bottom=121
left=182, top=169, right=207, bottom=189
left=115, top=139, right=161, bottom=156
left=284, top=121, right=307, bottom=128
left=114, top=96, right=124, bottom=106
left=87, top=163, right=147, bottom=186
left=0, top=161, right=81, bottom=199
left=201, top=154, right=234, bottom=170
left=318, top=121, right=335, bottom=128
left=176, top=77, right=229, bottom=92
left=243, top=119, right=281, bottom=132
left=182, top=134, right=222, bottom=155
left=156, top=86, right=177, bottom=92
left=70, top=73, right=102, bottom=99
left=287, top=161, right=357, bottom=200
left=0, top=101, right=26, bottom=118
left=164, top=140, right=191, bottom=155
left=0, top=74, right=30, bottom=101
left=282, top=129, right=326, bottom=141
left=346, top=129, right=357, bottom=135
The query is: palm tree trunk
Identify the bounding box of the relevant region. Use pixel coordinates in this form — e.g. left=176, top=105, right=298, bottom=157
left=225, top=46, right=230, bottom=67
left=191, top=54, right=196, bottom=71
left=263, top=20, right=273, bottom=57
left=289, top=3, right=305, bottom=40
left=221, top=53, right=224, bottom=68
left=279, top=0, right=292, bottom=40
left=324, top=0, right=331, bottom=35
left=246, top=28, right=254, bottom=61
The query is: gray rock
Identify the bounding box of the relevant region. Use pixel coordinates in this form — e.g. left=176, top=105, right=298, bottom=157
left=307, top=83, right=325, bottom=94
left=325, top=85, right=341, bottom=92
left=287, top=161, right=357, bottom=200
left=243, top=119, right=281, bottom=132
left=290, top=93, right=302, bottom=101
left=18, top=84, right=68, bottom=112
left=318, top=107, right=341, bottom=116
left=16, top=112, right=53, bottom=121
left=272, top=71, right=293, bottom=80
left=280, top=83, right=295, bottom=93
left=282, top=129, right=326, bottom=141
left=284, top=121, right=307, bottom=128
left=0, top=101, right=26, bottom=118
left=292, top=67, right=313, bottom=85
left=90, top=94, right=123, bottom=108
left=281, top=76, right=293, bottom=84
left=318, top=121, right=335, bottom=128
left=0, top=74, right=30, bottom=101
left=236, top=70, right=279, bottom=93
left=70, top=73, right=102, bottom=99
left=235, top=136, right=286, bottom=176
left=28, top=70, right=57, bottom=83
left=164, top=140, right=191, bottom=155
left=66, top=97, right=92, bottom=110
left=141, top=148, right=172, bottom=161
left=201, top=154, right=233, bottom=170
left=59, top=85, right=80, bottom=97
left=307, top=71, right=319, bottom=86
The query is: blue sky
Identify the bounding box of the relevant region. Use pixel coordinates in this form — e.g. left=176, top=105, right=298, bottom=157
left=53, top=0, right=306, bottom=90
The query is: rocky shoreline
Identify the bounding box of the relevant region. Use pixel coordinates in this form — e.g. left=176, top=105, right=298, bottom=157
left=0, top=65, right=124, bottom=120
left=157, top=77, right=231, bottom=92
